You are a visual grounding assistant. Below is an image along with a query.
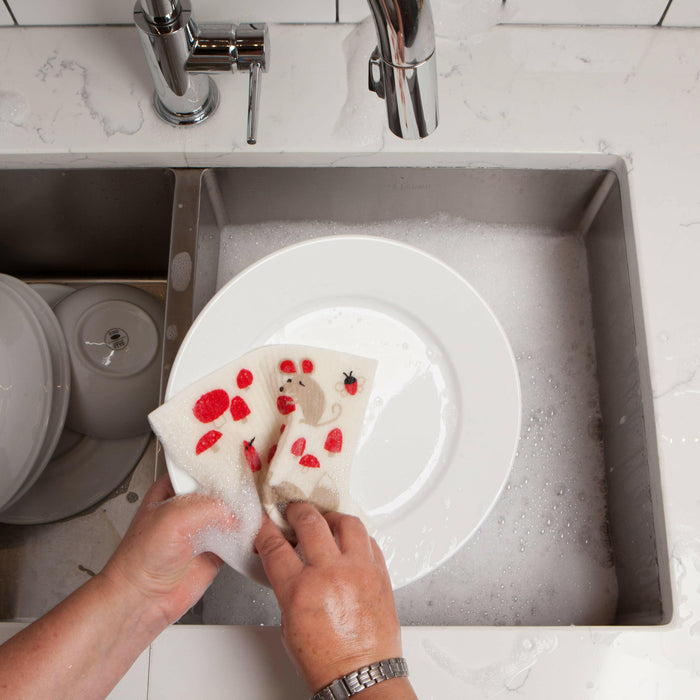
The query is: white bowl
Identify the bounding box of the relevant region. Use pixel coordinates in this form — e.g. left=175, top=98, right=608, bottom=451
left=53, top=284, right=164, bottom=439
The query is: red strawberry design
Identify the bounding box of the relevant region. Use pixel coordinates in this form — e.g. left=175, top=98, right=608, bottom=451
left=237, top=368, right=253, bottom=389
left=268, top=443, right=278, bottom=462
left=291, top=437, right=306, bottom=456
left=299, top=454, right=320, bottom=469
left=324, top=428, right=343, bottom=453
left=243, top=437, right=261, bottom=472
left=277, top=395, right=295, bottom=415
left=196, top=430, right=223, bottom=455
left=301, top=359, right=314, bottom=374
left=193, top=389, right=229, bottom=423
left=280, top=360, right=296, bottom=373
left=230, top=396, right=251, bottom=421
left=343, top=371, right=358, bottom=395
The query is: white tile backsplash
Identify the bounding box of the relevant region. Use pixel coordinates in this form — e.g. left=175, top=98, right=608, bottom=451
left=6, top=0, right=335, bottom=26
left=9, top=0, right=133, bottom=25
left=0, top=2, right=14, bottom=25
left=506, top=0, right=670, bottom=25
left=663, top=0, right=700, bottom=26
left=340, top=0, right=517, bottom=36
left=340, top=0, right=672, bottom=28
left=5, top=0, right=686, bottom=27
left=338, top=0, right=369, bottom=24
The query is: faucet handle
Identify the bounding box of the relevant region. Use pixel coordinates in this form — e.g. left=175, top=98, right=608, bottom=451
left=235, top=23, right=268, bottom=145
left=246, top=62, right=262, bottom=145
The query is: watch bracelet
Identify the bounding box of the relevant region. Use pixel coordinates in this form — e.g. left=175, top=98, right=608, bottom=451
left=311, top=657, right=409, bottom=700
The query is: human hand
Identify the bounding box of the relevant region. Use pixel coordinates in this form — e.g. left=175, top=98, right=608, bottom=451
left=100, top=474, right=234, bottom=629
left=254, top=502, right=404, bottom=693
left=0, top=476, right=236, bottom=700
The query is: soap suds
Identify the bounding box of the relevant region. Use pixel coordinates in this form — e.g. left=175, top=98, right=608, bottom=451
left=204, top=214, right=618, bottom=625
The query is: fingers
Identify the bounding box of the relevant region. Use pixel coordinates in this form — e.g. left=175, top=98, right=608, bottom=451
left=255, top=515, right=304, bottom=589
left=286, top=502, right=339, bottom=565
left=323, top=512, right=372, bottom=558
left=141, top=473, right=176, bottom=507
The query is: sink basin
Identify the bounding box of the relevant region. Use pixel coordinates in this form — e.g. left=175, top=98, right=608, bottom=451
left=0, top=162, right=671, bottom=628
left=162, top=163, right=671, bottom=627
left=0, top=168, right=174, bottom=621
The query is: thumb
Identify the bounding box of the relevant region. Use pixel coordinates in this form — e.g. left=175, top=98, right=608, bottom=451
left=159, top=492, right=238, bottom=551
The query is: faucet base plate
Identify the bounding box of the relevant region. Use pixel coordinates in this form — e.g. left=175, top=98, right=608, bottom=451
left=152, top=77, right=220, bottom=126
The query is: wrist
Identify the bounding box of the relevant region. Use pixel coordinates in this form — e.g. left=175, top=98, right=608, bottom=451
left=310, top=657, right=411, bottom=700
left=353, top=678, right=416, bottom=699
left=94, top=566, right=169, bottom=644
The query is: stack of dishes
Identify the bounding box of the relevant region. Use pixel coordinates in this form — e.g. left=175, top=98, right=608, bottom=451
left=0, top=276, right=163, bottom=524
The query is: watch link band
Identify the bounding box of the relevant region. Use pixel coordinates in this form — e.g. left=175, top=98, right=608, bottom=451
left=310, top=657, right=409, bottom=700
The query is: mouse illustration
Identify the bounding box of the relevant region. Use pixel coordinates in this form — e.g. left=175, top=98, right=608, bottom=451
left=278, top=368, right=341, bottom=426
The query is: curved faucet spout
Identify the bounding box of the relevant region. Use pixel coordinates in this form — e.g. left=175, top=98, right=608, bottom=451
left=366, top=0, right=439, bottom=139
left=366, top=0, right=436, bottom=66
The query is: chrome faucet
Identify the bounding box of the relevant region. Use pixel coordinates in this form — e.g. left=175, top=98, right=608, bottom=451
left=133, top=0, right=438, bottom=142
left=366, top=0, right=439, bottom=139
left=133, top=0, right=268, bottom=144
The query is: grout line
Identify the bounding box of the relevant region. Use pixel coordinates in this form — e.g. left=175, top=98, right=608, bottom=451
left=145, top=644, right=152, bottom=700
left=335, top=0, right=340, bottom=23
left=657, top=0, right=674, bottom=26
left=2, top=0, right=18, bottom=25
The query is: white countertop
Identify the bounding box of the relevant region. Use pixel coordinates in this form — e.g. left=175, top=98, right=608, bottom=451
left=1, top=21, right=699, bottom=698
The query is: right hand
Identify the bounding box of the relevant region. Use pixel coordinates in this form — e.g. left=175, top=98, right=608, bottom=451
left=254, top=502, right=403, bottom=692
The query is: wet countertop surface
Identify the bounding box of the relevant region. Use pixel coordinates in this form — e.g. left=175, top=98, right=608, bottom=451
left=0, top=21, right=699, bottom=699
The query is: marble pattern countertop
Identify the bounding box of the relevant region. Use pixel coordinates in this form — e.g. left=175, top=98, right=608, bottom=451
left=1, top=20, right=699, bottom=699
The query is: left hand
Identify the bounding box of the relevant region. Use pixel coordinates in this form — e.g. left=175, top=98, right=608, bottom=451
left=100, top=474, right=234, bottom=627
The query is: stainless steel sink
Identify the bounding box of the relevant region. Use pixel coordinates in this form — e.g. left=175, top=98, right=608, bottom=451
left=0, top=163, right=671, bottom=628
left=0, top=168, right=174, bottom=621
left=163, top=164, right=671, bottom=627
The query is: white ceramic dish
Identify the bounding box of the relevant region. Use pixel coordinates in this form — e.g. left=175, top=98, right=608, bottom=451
left=0, top=276, right=71, bottom=509
left=0, top=281, right=53, bottom=511
left=166, top=236, right=521, bottom=589
left=0, top=429, right=151, bottom=524
left=53, top=284, right=164, bottom=439
left=0, top=282, right=150, bottom=524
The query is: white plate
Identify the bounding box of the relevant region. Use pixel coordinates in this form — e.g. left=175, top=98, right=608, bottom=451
left=167, top=236, right=521, bottom=589
left=0, top=276, right=71, bottom=509
left=0, top=281, right=53, bottom=511
left=0, top=429, right=151, bottom=524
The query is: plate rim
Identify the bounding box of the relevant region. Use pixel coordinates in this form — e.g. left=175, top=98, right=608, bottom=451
left=0, top=276, right=72, bottom=509
left=0, top=279, right=54, bottom=510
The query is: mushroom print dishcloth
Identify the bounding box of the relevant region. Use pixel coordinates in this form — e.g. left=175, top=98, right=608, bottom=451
left=148, top=345, right=377, bottom=551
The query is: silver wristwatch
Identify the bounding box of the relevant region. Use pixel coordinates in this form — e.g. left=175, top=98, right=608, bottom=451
left=310, top=658, right=409, bottom=700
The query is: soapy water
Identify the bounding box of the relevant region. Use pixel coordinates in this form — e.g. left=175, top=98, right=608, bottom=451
left=202, top=214, right=617, bottom=626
